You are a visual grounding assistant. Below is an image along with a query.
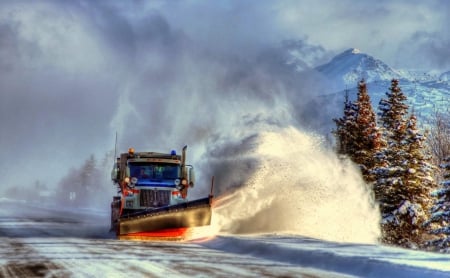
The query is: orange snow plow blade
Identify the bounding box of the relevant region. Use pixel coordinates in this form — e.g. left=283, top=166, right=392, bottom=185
left=117, top=196, right=212, bottom=240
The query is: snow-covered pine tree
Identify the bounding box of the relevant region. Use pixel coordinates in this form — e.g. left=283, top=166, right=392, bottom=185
left=372, top=82, right=408, bottom=246
left=373, top=80, right=435, bottom=248
left=378, top=79, right=408, bottom=137
left=353, top=80, right=382, bottom=179
left=333, top=80, right=381, bottom=181
left=399, top=114, right=437, bottom=246
left=425, top=156, right=450, bottom=252
left=333, top=90, right=358, bottom=155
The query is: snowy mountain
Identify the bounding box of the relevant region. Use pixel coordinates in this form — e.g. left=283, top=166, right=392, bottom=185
left=315, top=48, right=402, bottom=90
left=311, top=48, right=450, bottom=129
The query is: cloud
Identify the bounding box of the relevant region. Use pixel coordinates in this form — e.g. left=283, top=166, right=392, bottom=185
left=261, top=0, right=449, bottom=70
left=0, top=1, right=123, bottom=186
left=396, top=31, right=450, bottom=71
left=0, top=0, right=447, bottom=193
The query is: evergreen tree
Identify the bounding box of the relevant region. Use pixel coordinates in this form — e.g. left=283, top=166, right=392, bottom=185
left=352, top=80, right=382, bottom=179
left=378, top=79, right=409, bottom=136
left=398, top=114, right=436, bottom=245
left=425, top=156, right=450, bottom=252
left=333, top=90, right=358, bottom=155
left=373, top=79, right=410, bottom=208
left=373, top=80, right=435, bottom=248
left=333, top=80, right=381, bottom=181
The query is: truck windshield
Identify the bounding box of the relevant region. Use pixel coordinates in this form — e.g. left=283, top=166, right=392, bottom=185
left=129, top=163, right=180, bottom=180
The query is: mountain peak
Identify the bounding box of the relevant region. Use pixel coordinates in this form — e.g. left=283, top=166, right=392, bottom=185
left=343, top=48, right=361, bottom=55
left=334, top=48, right=366, bottom=60
left=315, top=48, right=401, bottom=89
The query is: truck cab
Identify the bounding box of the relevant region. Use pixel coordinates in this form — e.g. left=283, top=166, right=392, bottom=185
left=111, top=146, right=195, bottom=214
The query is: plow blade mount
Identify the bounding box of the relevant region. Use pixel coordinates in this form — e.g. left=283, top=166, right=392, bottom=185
left=118, top=197, right=212, bottom=239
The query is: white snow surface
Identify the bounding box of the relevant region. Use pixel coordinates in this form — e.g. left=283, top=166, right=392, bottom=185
left=1, top=200, right=450, bottom=277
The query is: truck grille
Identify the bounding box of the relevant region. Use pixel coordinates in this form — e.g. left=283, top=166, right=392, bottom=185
left=139, top=189, right=170, bottom=208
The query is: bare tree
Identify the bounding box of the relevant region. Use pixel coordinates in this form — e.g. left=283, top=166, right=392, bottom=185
left=427, top=111, right=450, bottom=167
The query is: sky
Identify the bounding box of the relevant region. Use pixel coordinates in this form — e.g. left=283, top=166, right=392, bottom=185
left=0, top=0, right=449, bottom=192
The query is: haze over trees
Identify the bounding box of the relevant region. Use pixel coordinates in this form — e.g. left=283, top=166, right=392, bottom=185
left=55, top=153, right=113, bottom=208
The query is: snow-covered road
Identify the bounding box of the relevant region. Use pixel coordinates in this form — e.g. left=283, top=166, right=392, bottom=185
left=1, top=201, right=449, bottom=278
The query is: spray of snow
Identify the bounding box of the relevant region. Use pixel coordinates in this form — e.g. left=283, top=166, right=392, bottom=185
left=211, top=127, right=381, bottom=244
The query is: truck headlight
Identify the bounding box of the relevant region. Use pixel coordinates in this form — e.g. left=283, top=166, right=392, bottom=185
left=174, top=179, right=181, bottom=186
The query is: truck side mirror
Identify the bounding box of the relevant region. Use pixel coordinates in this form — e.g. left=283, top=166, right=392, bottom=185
left=188, top=167, right=195, bottom=187
left=111, top=163, right=120, bottom=182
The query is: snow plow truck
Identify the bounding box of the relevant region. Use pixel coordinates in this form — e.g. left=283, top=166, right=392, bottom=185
left=110, top=146, right=213, bottom=240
